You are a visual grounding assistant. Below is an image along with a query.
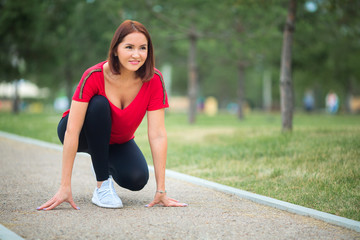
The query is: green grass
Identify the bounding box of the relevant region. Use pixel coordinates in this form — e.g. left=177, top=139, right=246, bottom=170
left=0, top=111, right=359, bottom=221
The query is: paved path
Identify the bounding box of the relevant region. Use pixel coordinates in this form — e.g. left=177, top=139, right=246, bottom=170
left=0, top=135, right=359, bottom=240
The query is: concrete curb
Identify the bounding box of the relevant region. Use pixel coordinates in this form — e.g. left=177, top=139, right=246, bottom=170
left=160, top=167, right=360, bottom=233
left=0, top=224, right=25, bottom=240
left=1, top=131, right=359, bottom=233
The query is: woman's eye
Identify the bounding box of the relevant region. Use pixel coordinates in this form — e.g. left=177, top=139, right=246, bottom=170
left=126, top=46, right=132, bottom=49
left=141, top=46, right=147, bottom=50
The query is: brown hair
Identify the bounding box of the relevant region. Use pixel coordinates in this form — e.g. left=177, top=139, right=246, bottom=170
left=107, top=20, right=154, bottom=81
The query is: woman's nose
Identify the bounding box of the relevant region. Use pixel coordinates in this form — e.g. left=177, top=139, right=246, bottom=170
left=132, top=50, right=140, bottom=57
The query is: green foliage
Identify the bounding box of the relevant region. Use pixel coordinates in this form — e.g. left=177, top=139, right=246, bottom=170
left=0, top=0, right=359, bottom=110
left=293, top=0, right=360, bottom=107
left=0, top=0, right=43, bottom=80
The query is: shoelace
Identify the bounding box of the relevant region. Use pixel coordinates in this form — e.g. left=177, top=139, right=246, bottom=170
left=99, top=180, right=118, bottom=200
left=108, top=179, right=117, bottom=197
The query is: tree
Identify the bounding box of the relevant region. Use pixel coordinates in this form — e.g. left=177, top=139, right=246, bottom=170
left=292, top=0, right=360, bottom=110
left=145, top=0, right=231, bottom=123
left=280, top=0, right=297, bottom=131
left=0, top=0, right=44, bottom=113
left=37, top=1, right=117, bottom=103
left=30, top=0, right=125, bottom=105
left=221, top=1, right=286, bottom=119
left=4, top=0, right=356, bottom=118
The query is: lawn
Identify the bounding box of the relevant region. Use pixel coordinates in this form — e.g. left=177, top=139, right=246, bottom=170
left=0, top=111, right=359, bottom=221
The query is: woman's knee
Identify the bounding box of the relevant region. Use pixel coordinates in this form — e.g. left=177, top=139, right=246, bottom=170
left=57, top=116, right=67, bottom=144
left=85, top=95, right=111, bottom=127
left=130, top=171, right=149, bottom=191
left=87, top=95, right=110, bottom=116
left=113, top=169, right=149, bottom=191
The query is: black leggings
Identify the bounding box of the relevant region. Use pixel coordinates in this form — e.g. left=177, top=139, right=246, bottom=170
left=57, top=95, right=149, bottom=191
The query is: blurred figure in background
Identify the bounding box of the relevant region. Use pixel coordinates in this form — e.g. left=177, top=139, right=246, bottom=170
left=326, top=90, right=339, bottom=114
left=303, top=90, right=315, bottom=112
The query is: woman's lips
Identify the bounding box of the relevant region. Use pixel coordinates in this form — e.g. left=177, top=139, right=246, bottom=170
left=129, top=60, right=140, bottom=65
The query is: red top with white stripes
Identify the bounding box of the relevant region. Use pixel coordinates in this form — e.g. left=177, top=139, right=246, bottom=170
left=62, top=61, right=169, bottom=144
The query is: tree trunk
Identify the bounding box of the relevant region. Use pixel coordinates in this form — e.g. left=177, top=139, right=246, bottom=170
left=345, top=76, right=355, bottom=113
left=263, top=71, right=272, bottom=112
left=237, top=62, right=246, bottom=120
left=12, top=80, right=20, bottom=114
left=188, top=26, right=198, bottom=124
left=280, top=0, right=297, bottom=131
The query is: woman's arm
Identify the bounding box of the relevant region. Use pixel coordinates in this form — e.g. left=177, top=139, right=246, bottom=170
left=146, top=109, right=187, bottom=207
left=60, top=101, right=88, bottom=188
left=147, top=109, right=167, bottom=192
left=37, top=100, right=88, bottom=211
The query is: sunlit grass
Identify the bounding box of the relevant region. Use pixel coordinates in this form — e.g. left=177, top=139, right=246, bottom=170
left=0, top=111, right=359, bottom=221
left=0, top=112, right=60, bottom=143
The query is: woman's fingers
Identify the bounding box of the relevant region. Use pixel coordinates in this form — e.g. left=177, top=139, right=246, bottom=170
left=165, top=198, right=187, bottom=207
left=167, top=197, right=179, bottom=202
left=167, top=201, right=188, bottom=207
left=43, top=200, right=61, bottom=211
left=68, top=199, right=80, bottom=210
left=37, top=188, right=79, bottom=211
left=38, top=198, right=79, bottom=211
left=145, top=201, right=157, bottom=208
left=37, top=197, right=61, bottom=211
left=37, top=197, right=55, bottom=210
left=146, top=195, right=187, bottom=208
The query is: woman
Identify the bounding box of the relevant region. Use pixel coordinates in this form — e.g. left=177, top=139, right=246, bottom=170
left=37, top=20, right=187, bottom=210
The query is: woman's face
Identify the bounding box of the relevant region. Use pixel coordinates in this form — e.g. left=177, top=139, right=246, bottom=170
left=116, top=32, right=148, bottom=74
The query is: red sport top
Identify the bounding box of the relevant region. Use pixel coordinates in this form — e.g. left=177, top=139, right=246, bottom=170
left=62, top=61, right=169, bottom=144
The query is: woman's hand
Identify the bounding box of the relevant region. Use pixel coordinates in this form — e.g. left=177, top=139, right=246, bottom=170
left=37, top=186, right=79, bottom=211
left=145, top=192, right=188, bottom=207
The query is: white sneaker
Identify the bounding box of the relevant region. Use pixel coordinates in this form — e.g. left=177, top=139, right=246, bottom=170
left=91, top=177, right=123, bottom=208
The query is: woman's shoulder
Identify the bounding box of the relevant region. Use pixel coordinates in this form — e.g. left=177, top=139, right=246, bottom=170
left=148, top=68, right=163, bottom=83
left=150, top=68, right=166, bottom=93
left=80, top=61, right=106, bottom=81
left=146, top=68, right=168, bottom=108
left=153, top=68, right=163, bottom=79
left=83, top=61, right=106, bottom=75
left=146, top=68, right=164, bottom=88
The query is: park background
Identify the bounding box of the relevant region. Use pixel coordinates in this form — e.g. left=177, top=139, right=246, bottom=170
left=0, top=0, right=359, bottom=221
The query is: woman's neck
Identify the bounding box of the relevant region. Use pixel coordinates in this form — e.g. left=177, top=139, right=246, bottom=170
left=105, top=63, right=137, bottom=82
left=118, top=68, right=137, bottom=82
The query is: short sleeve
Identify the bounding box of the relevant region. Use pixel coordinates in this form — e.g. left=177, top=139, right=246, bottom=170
left=147, top=70, right=169, bottom=111
left=72, top=69, right=102, bottom=102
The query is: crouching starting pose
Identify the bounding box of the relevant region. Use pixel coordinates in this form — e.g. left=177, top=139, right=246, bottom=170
left=37, top=20, right=187, bottom=210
